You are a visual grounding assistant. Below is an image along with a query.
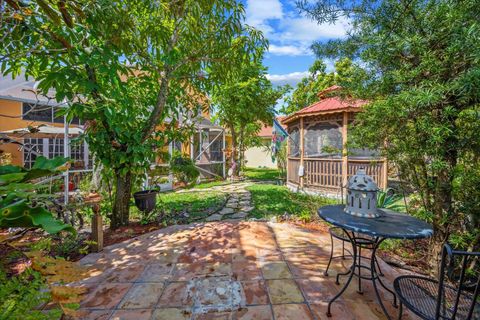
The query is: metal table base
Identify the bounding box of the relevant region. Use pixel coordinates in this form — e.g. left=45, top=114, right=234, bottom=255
left=327, top=230, right=398, bottom=319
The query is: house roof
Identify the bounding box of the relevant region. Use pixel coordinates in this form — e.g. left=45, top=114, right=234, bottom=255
left=257, top=116, right=286, bottom=138
left=0, top=73, right=60, bottom=105
left=192, top=116, right=223, bottom=131
left=281, top=86, right=368, bottom=124
left=258, top=125, right=273, bottom=137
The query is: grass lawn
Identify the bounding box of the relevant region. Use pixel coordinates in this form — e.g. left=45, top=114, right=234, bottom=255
left=194, top=180, right=231, bottom=189
left=243, top=167, right=281, bottom=181
left=246, top=184, right=338, bottom=221
left=157, top=191, right=226, bottom=221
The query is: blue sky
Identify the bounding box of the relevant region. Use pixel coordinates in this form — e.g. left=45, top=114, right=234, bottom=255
left=241, top=0, right=349, bottom=87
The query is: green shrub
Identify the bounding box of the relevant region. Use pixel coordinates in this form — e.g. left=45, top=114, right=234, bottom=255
left=169, top=153, right=200, bottom=186
left=0, top=270, right=61, bottom=320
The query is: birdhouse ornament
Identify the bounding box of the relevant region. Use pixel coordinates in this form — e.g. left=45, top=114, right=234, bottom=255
left=344, top=169, right=380, bottom=218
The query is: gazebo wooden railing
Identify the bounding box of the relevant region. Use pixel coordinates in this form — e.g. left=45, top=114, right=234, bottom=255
left=287, top=157, right=387, bottom=193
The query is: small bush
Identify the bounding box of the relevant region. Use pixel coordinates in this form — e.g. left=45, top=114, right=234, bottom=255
left=170, top=153, right=200, bottom=186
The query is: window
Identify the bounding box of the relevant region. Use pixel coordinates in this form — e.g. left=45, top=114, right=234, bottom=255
left=288, top=127, right=300, bottom=157
left=23, top=138, right=43, bottom=169
left=53, top=107, right=82, bottom=125
left=48, top=138, right=65, bottom=158
left=304, top=123, right=342, bottom=158
left=70, top=141, right=85, bottom=162
left=22, top=103, right=52, bottom=122
left=23, top=103, right=82, bottom=124
left=209, top=131, right=223, bottom=162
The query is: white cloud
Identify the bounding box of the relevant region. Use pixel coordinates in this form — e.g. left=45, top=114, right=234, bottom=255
left=245, top=0, right=283, bottom=36
left=245, top=0, right=349, bottom=57
left=275, top=16, right=349, bottom=43
left=267, top=71, right=309, bottom=86
left=268, top=44, right=312, bottom=56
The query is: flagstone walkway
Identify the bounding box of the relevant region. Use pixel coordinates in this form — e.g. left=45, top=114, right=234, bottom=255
left=177, top=182, right=256, bottom=222
left=76, top=221, right=418, bottom=320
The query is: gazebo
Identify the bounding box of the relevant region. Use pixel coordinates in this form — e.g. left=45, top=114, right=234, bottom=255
left=281, top=86, right=387, bottom=195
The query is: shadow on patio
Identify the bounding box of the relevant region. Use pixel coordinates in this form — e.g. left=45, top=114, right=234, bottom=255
left=75, top=221, right=417, bottom=320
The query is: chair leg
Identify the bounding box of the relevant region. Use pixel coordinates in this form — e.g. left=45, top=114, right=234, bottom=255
left=375, top=256, right=384, bottom=277
left=324, top=231, right=334, bottom=276
left=397, top=301, right=403, bottom=320
left=357, top=246, right=363, bottom=294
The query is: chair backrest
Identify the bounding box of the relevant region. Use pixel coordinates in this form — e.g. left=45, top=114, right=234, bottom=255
left=435, top=243, right=480, bottom=319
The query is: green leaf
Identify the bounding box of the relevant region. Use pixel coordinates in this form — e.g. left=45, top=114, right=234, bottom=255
left=0, top=201, right=75, bottom=235
left=31, top=156, right=69, bottom=171
left=0, top=172, right=28, bottom=185
left=0, top=165, right=24, bottom=175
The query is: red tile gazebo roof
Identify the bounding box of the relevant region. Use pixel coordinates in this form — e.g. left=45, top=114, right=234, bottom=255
left=281, top=86, right=368, bottom=124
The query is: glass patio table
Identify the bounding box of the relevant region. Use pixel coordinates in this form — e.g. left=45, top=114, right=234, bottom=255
left=318, top=204, right=433, bottom=320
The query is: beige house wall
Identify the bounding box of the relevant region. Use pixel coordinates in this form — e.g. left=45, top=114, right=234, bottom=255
left=245, top=138, right=276, bottom=169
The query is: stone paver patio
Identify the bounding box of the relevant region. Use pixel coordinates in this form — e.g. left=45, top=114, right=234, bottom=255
left=76, top=221, right=417, bottom=320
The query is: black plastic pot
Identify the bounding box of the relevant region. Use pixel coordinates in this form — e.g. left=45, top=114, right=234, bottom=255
left=133, top=190, right=158, bottom=213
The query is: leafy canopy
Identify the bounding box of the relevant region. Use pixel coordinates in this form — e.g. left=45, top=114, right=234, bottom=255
left=1, top=0, right=267, bottom=226
left=1, top=0, right=264, bottom=175
left=281, top=58, right=362, bottom=114
left=212, top=60, right=284, bottom=163
left=299, top=0, right=480, bottom=244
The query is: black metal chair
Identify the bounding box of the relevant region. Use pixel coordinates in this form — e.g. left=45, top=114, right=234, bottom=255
left=394, top=243, right=480, bottom=320
left=324, top=227, right=349, bottom=276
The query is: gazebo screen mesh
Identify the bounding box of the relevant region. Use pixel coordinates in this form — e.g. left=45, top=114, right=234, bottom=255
left=288, top=127, right=300, bottom=157
left=304, top=123, right=342, bottom=157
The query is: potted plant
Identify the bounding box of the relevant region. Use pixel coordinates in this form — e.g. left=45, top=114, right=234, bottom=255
left=133, top=189, right=158, bottom=213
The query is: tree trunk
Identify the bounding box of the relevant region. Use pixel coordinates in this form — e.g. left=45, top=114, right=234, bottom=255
left=239, top=127, right=245, bottom=168
left=111, top=169, right=133, bottom=229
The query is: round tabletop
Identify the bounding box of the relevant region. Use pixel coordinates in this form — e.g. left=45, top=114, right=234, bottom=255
left=318, top=205, right=433, bottom=240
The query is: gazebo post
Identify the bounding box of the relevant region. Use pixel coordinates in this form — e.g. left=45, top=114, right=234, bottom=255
left=342, top=112, right=349, bottom=188
left=286, top=127, right=290, bottom=183
left=300, top=117, right=305, bottom=188
left=382, top=157, right=388, bottom=189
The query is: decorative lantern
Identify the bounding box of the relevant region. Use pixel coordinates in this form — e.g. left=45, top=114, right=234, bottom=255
left=344, top=168, right=380, bottom=218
